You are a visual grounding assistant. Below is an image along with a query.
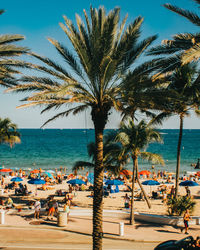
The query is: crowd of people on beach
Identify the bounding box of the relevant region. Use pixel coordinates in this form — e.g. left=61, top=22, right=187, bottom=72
left=0, top=167, right=199, bottom=234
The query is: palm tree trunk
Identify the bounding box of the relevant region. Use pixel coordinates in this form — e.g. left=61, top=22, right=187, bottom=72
left=92, top=121, right=105, bottom=250
left=130, top=155, right=137, bottom=225
left=175, top=114, right=184, bottom=198
left=135, top=164, right=151, bottom=209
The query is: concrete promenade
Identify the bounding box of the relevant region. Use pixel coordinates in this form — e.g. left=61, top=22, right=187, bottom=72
left=0, top=208, right=199, bottom=249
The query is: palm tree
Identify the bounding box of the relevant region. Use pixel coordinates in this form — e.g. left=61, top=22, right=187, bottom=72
left=7, top=7, right=157, bottom=249
left=164, top=62, right=200, bottom=198
left=73, top=131, right=127, bottom=176
left=116, top=119, right=164, bottom=225
left=0, top=10, right=28, bottom=87
left=0, top=117, right=20, bottom=147
left=147, top=0, right=200, bottom=67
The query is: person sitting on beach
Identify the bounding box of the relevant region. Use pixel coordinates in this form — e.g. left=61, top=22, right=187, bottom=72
left=6, top=197, right=13, bottom=208
left=185, top=186, right=191, bottom=197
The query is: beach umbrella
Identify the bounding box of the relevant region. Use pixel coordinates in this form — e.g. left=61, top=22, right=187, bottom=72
left=46, top=170, right=55, bottom=173
left=196, top=171, right=200, bottom=177
left=105, top=179, right=124, bottom=186
left=0, top=168, right=12, bottom=172
left=11, top=177, right=23, bottom=182
left=142, top=180, right=160, bottom=194
left=67, top=179, right=86, bottom=185
left=142, top=180, right=160, bottom=186
left=119, top=170, right=133, bottom=176
left=30, top=169, right=40, bottom=174
left=44, top=171, right=54, bottom=178
left=179, top=180, right=199, bottom=187
left=28, top=179, right=45, bottom=185
left=139, top=170, right=151, bottom=176
left=28, top=178, right=46, bottom=196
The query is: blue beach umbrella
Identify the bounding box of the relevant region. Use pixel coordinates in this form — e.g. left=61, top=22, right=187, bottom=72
left=142, top=180, right=160, bottom=186
left=11, top=177, right=23, bottom=182
left=28, top=178, right=46, bottom=196
left=44, top=171, right=54, bottom=178
left=142, top=180, right=160, bottom=194
left=105, top=179, right=124, bottom=186
left=46, top=170, right=55, bottom=173
left=179, top=180, right=199, bottom=187
left=28, top=179, right=46, bottom=185
left=67, top=179, right=86, bottom=185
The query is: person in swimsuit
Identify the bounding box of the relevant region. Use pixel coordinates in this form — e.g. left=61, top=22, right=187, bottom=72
left=181, top=209, right=190, bottom=234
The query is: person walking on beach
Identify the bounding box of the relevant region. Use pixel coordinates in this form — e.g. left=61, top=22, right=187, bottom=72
left=47, top=198, right=55, bottom=220
left=170, top=185, right=175, bottom=198
left=34, top=199, right=41, bottom=219
left=181, top=209, right=190, bottom=234
left=63, top=199, right=70, bottom=223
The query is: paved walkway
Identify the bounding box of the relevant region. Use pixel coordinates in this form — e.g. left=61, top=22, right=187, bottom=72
left=1, top=207, right=200, bottom=244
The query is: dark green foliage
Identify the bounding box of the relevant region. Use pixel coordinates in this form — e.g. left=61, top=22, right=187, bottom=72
left=167, top=196, right=196, bottom=216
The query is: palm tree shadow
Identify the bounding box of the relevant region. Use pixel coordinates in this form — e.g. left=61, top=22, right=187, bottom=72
left=156, top=229, right=180, bottom=234
left=134, top=223, right=164, bottom=229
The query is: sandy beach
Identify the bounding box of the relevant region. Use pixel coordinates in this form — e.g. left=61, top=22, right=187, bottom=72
left=0, top=172, right=199, bottom=250
left=0, top=173, right=200, bottom=220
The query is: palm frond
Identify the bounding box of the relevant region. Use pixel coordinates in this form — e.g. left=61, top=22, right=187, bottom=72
left=164, top=4, right=200, bottom=27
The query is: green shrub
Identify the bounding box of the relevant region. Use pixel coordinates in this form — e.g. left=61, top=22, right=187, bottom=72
left=166, top=196, right=196, bottom=216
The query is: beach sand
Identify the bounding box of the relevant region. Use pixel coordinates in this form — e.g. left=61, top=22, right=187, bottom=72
left=1, top=175, right=200, bottom=216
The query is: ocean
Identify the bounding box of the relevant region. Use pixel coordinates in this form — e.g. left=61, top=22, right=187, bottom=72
left=0, top=129, right=200, bottom=174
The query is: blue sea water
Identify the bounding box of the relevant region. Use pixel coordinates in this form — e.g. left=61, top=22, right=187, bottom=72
left=0, top=129, right=200, bottom=174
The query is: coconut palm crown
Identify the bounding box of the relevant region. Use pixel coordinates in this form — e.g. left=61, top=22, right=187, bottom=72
left=7, top=6, right=157, bottom=250
left=116, top=119, right=164, bottom=225
left=165, top=62, right=200, bottom=197
left=73, top=130, right=127, bottom=175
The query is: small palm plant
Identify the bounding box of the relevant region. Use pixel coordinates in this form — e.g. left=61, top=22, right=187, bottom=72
left=167, top=196, right=196, bottom=216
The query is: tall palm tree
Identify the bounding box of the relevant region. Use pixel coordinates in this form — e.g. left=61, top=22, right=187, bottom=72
left=116, top=119, right=164, bottom=225
left=7, top=7, right=157, bottom=249
left=0, top=117, right=20, bottom=147
left=164, top=62, right=200, bottom=198
left=73, top=131, right=127, bottom=175
left=0, top=10, right=28, bottom=87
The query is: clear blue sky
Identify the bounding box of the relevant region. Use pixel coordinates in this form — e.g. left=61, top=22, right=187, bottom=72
left=0, top=0, right=200, bottom=129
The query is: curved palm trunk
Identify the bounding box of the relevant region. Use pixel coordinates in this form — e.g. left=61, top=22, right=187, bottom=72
left=130, top=155, right=137, bottom=225
left=136, top=164, right=151, bottom=209
left=175, top=114, right=184, bottom=198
